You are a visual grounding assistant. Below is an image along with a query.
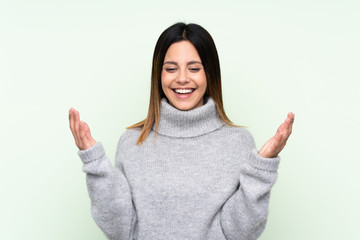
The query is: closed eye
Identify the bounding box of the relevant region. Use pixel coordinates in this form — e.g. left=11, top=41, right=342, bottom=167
left=165, top=68, right=177, bottom=73
left=189, top=68, right=201, bottom=73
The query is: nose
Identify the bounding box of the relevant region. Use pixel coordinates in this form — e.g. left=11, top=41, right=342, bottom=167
left=176, top=68, right=189, bottom=83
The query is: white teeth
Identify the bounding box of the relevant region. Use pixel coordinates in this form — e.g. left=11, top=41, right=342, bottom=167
left=174, top=89, right=194, bottom=94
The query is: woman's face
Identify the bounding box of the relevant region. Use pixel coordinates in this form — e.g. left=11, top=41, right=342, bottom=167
left=161, top=40, right=207, bottom=111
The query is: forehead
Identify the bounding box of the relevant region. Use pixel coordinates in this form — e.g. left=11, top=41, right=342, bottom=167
left=164, top=40, right=201, bottom=62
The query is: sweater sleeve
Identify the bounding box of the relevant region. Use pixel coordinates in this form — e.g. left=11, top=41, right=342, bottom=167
left=78, top=140, right=136, bottom=240
left=220, top=131, right=280, bottom=240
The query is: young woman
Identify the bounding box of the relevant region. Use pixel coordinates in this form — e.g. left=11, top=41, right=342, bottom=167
left=69, top=22, right=294, bottom=240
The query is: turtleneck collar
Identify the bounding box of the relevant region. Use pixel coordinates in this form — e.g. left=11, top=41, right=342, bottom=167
left=153, top=97, right=225, bottom=138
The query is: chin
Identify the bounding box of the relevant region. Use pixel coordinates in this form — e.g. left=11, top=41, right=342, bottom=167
left=171, top=99, right=203, bottom=111
left=175, top=104, right=195, bottom=111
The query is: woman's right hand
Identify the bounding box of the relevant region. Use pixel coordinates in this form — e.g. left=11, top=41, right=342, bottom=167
left=69, top=108, right=96, bottom=150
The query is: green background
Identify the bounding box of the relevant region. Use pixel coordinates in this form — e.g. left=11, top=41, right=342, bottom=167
left=1, top=0, right=359, bottom=239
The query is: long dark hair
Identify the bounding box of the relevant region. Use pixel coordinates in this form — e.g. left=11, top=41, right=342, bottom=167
left=127, top=22, right=237, bottom=145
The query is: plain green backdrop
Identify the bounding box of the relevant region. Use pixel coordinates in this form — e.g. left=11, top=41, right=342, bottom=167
left=1, top=0, right=359, bottom=239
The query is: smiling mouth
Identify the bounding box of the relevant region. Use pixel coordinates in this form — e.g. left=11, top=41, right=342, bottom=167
left=172, top=88, right=196, bottom=94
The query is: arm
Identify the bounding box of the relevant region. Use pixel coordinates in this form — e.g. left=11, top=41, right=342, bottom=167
left=79, top=142, right=136, bottom=240
left=69, top=108, right=136, bottom=240
left=220, top=113, right=294, bottom=240
left=220, top=148, right=280, bottom=240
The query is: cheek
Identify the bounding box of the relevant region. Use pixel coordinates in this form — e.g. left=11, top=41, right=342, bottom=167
left=200, top=73, right=207, bottom=89
left=160, top=71, right=166, bottom=85
left=161, top=72, right=171, bottom=91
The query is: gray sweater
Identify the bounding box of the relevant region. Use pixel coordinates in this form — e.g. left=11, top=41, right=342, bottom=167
left=78, top=97, right=280, bottom=240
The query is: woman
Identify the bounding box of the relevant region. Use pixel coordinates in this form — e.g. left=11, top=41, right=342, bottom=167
left=69, top=22, right=294, bottom=240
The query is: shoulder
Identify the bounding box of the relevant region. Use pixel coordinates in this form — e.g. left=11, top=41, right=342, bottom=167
left=117, top=128, right=142, bottom=148
left=219, top=124, right=256, bottom=149
left=222, top=124, right=253, bottom=136
left=115, top=128, right=142, bottom=162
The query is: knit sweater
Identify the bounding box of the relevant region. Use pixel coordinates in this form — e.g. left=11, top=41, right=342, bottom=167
left=78, top=97, right=280, bottom=240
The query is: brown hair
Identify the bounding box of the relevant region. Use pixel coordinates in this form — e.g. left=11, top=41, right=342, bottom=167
left=127, top=22, right=238, bottom=145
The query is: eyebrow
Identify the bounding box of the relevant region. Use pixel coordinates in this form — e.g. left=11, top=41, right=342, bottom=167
left=163, top=61, right=202, bottom=66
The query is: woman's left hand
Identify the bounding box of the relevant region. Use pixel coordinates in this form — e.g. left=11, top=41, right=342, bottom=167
left=258, top=112, right=295, bottom=158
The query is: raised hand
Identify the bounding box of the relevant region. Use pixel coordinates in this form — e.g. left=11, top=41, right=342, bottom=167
left=69, top=108, right=96, bottom=150
left=258, top=112, right=295, bottom=158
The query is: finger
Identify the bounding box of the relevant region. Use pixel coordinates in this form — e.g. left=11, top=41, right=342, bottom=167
left=286, top=112, right=294, bottom=130
left=79, top=121, right=87, bottom=148
left=260, top=136, right=282, bottom=158
left=83, top=122, right=96, bottom=148
left=69, top=109, right=79, bottom=144
left=281, top=112, right=294, bottom=143
left=275, top=113, right=295, bottom=153
left=274, top=126, right=284, bottom=152
left=83, top=121, right=94, bottom=141
left=288, top=112, right=295, bottom=122
left=259, top=122, right=285, bottom=158
left=69, top=108, right=75, bottom=135
left=266, top=124, right=284, bottom=156
left=258, top=137, right=275, bottom=158
left=274, top=120, right=291, bottom=154
left=275, top=123, right=284, bottom=141
left=288, top=112, right=295, bottom=136
left=73, top=109, right=83, bottom=147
